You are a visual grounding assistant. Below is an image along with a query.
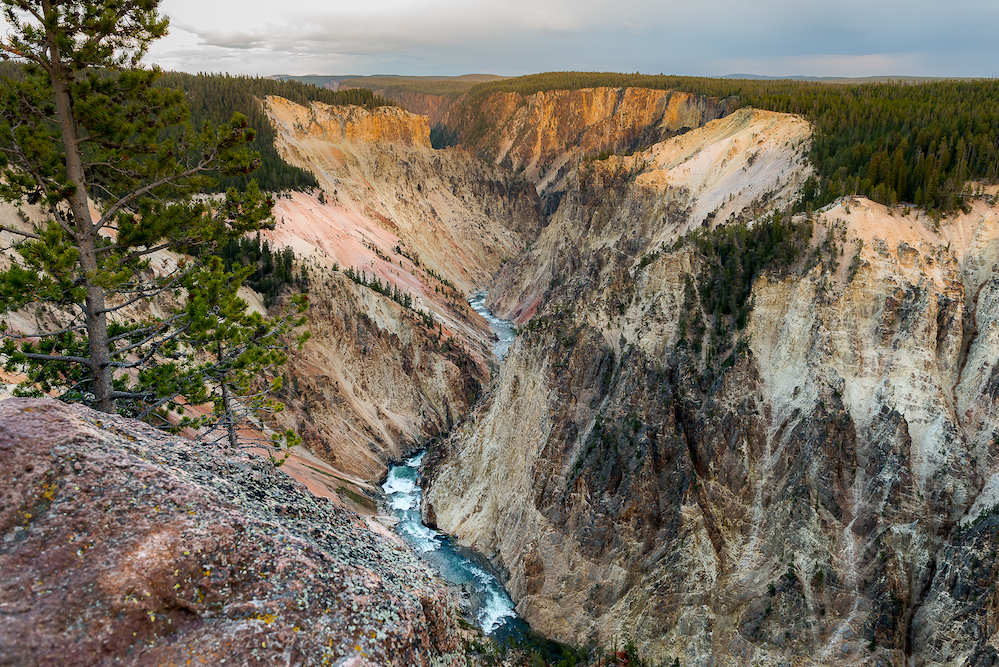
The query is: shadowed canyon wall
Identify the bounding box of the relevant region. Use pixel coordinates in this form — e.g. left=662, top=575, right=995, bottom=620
left=422, top=100, right=999, bottom=666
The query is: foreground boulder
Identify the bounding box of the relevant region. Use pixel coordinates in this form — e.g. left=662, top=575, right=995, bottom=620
left=0, top=398, right=464, bottom=666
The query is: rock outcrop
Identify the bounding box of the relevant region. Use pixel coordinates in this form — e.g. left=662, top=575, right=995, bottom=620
left=0, top=398, right=466, bottom=666
left=422, top=96, right=999, bottom=666
left=440, top=87, right=737, bottom=212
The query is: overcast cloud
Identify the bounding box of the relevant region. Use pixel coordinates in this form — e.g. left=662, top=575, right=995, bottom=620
left=139, top=0, right=999, bottom=78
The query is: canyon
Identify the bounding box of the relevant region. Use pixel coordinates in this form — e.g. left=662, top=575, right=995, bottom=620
left=255, top=88, right=999, bottom=664
left=4, top=81, right=999, bottom=667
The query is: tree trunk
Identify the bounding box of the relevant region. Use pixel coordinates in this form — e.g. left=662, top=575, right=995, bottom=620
left=218, top=340, right=238, bottom=449
left=221, top=380, right=239, bottom=449
left=44, top=0, right=114, bottom=413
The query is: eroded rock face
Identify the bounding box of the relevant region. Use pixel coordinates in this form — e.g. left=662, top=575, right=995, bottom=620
left=264, top=96, right=543, bottom=294
left=442, top=87, right=737, bottom=211
left=0, top=398, right=465, bottom=667
left=488, top=108, right=813, bottom=325
left=253, top=96, right=544, bottom=485
left=422, top=103, right=999, bottom=666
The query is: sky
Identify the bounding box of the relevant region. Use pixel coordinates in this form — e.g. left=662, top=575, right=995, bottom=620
left=141, top=0, right=999, bottom=79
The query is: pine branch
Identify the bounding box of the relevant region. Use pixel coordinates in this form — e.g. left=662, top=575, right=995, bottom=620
left=96, top=239, right=172, bottom=258
left=96, top=158, right=214, bottom=231
left=0, top=224, right=40, bottom=239
left=20, top=351, right=90, bottom=365
left=105, top=314, right=184, bottom=346
left=98, top=271, right=190, bottom=315
left=3, top=321, right=87, bottom=339
left=110, top=320, right=189, bottom=359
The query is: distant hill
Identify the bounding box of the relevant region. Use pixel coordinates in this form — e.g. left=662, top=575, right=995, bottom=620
left=272, top=74, right=508, bottom=97
left=269, top=74, right=512, bottom=126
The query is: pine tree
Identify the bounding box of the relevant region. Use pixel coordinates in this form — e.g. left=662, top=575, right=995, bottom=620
left=0, top=1, right=273, bottom=419
left=177, top=256, right=309, bottom=463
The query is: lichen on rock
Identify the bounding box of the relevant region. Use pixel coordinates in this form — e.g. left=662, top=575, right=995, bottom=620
left=0, top=398, right=466, bottom=666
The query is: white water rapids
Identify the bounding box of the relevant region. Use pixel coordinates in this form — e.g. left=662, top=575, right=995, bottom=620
left=381, top=293, right=522, bottom=636
left=469, top=291, right=516, bottom=359
left=382, top=453, right=519, bottom=634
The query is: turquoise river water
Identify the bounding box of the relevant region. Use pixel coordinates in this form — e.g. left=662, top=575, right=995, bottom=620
left=381, top=293, right=526, bottom=638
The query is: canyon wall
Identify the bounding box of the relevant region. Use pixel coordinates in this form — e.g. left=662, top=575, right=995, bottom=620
left=488, top=108, right=813, bottom=324
left=264, top=96, right=543, bottom=293
left=423, top=102, right=999, bottom=666
left=254, top=98, right=545, bottom=485
left=9, top=79, right=999, bottom=666
left=440, top=87, right=737, bottom=212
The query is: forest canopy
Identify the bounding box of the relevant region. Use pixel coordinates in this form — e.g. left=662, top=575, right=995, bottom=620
left=0, top=61, right=393, bottom=193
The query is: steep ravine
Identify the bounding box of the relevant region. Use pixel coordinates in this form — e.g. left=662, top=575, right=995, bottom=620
left=249, top=89, right=746, bottom=497
left=253, top=97, right=545, bottom=488
left=421, top=98, right=999, bottom=666
left=383, top=296, right=522, bottom=634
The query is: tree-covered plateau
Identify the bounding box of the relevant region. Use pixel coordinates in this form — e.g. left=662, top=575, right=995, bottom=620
left=156, top=72, right=396, bottom=193
left=447, top=72, right=999, bottom=212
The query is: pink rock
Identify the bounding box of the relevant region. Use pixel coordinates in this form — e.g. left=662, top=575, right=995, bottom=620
left=0, top=398, right=465, bottom=666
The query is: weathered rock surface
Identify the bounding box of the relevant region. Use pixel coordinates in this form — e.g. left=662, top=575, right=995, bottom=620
left=264, top=96, right=543, bottom=294
left=423, top=96, right=999, bottom=667
left=0, top=398, right=466, bottom=667
left=441, top=87, right=737, bottom=211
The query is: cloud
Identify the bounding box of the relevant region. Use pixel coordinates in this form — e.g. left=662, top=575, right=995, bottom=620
left=174, top=25, right=269, bottom=50
left=143, top=0, right=999, bottom=77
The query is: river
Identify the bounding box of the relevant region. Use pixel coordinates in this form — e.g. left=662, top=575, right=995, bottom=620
left=382, top=453, right=523, bottom=635
left=381, top=293, right=526, bottom=638
left=469, top=291, right=516, bottom=360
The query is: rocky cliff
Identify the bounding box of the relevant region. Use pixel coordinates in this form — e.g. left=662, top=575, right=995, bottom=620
left=374, top=91, right=452, bottom=127
left=0, top=397, right=467, bottom=666
left=440, top=87, right=737, bottom=212
left=252, top=97, right=544, bottom=485
left=268, top=265, right=488, bottom=484
left=422, top=98, right=999, bottom=666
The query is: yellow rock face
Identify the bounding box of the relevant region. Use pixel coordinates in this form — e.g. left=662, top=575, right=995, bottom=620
left=486, top=107, right=814, bottom=324
left=263, top=95, right=542, bottom=293
left=267, top=95, right=432, bottom=147
left=457, top=87, right=736, bottom=198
